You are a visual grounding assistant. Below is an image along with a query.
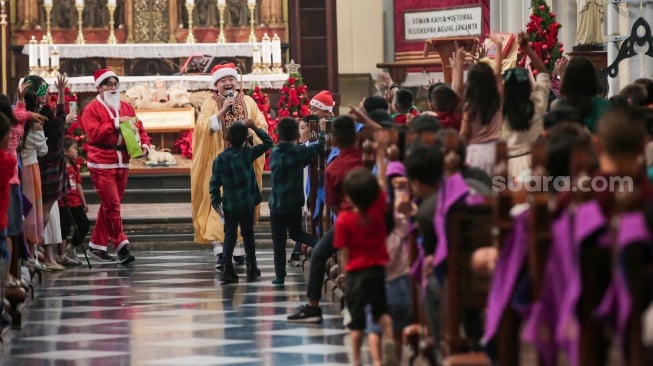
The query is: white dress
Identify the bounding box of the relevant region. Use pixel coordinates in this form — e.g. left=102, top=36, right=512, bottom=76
left=43, top=204, right=62, bottom=245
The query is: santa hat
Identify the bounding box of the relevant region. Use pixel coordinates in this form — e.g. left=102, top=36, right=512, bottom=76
left=310, top=90, right=335, bottom=112
left=94, top=68, right=119, bottom=88
left=211, top=63, right=239, bottom=86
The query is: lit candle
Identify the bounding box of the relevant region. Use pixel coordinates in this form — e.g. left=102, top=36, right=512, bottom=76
left=50, top=47, right=59, bottom=69
left=186, top=0, right=194, bottom=4
left=271, top=33, right=281, bottom=65
left=252, top=47, right=261, bottom=65
left=75, top=0, right=84, bottom=6
left=44, top=0, right=53, bottom=6
left=40, top=36, right=49, bottom=69
left=248, top=0, right=255, bottom=5
left=108, top=0, right=116, bottom=6
left=261, top=33, right=271, bottom=65
left=217, top=0, right=225, bottom=5
left=28, top=36, right=38, bottom=68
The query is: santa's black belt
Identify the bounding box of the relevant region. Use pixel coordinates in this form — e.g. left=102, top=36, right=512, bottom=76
left=91, top=144, right=127, bottom=151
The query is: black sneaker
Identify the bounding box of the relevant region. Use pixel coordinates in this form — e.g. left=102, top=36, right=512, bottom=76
left=87, top=248, right=115, bottom=262
left=287, top=304, right=322, bottom=323
left=215, top=253, right=224, bottom=271
left=233, top=255, right=245, bottom=265
left=117, top=246, right=135, bottom=265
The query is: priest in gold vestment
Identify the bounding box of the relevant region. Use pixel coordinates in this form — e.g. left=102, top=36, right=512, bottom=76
left=191, top=63, right=268, bottom=245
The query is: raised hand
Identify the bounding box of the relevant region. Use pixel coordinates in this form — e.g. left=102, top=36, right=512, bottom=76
left=17, top=80, right=31, bottom=101
left=244, top=118, right=257, bottom=129
left=54, top=74, right=67, bottom=92
left=348, top=104, right=366, bottom=122
left=518, top=31, right=530, bottom=49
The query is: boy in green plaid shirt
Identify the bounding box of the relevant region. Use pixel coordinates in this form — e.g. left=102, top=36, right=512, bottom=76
left=269, top=117, right=325, bottom=285
left=210, top=119, right=273, bottom=284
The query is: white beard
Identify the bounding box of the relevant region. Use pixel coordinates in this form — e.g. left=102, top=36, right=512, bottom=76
left=103, top=91, right=121, bottom=110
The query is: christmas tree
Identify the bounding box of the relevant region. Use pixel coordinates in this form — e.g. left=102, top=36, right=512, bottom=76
left=518, top=0, right=564, bottom=73
left=276, top=60, right=310, bottom=126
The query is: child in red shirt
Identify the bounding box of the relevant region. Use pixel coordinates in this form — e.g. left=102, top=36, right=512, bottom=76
left=0, top=112, right=17, bottom=264
left=334, top=168, right=397, bottom=366
left=58, top=137, right=89, bottom=266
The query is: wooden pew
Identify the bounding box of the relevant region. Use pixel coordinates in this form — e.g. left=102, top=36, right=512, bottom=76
left=570, top=141, right=611, bottom=366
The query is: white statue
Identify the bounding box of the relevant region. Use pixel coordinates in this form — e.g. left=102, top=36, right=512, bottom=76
left=577, top=0, right=605, bottom=46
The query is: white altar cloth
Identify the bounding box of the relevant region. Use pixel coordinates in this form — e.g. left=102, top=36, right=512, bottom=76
left=41, top=74, right=289, bottom=93
left=22, top=43, right=257, bottom=59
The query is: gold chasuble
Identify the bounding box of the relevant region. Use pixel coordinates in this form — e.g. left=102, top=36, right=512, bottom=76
left=191, top=93, right=268, bottom=244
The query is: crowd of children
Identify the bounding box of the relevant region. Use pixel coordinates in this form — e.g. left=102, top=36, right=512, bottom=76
left=0, top=75, right=94, bottom=326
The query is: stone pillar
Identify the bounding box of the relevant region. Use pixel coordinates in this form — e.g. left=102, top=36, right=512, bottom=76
left=1, top=0, right=9, bottom=94
left=553, top=0, right=577, bottom=56
left=645, top=0, right=653, bottom=80
left=490, top=0, right=500, bottom=33
left=606, top=0, right=620, bottom=96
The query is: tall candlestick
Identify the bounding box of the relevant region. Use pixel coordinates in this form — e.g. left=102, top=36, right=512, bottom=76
left=49, top=47, right=60, bottom=77
left=44, top=1, right=53, bottom=43
left=185, top=3, right=196, bottom=43
left=271, top=33, right=283, bottom=74
left=271, top=33, right=281, bottom=64
left=247, top=2, right=257, bottom=43
left=251, top=46, right=261, bottom=74
left=28, top=36, right=38, bottom=70
left=261, top=33, right=271, bottom=66
left=107, top=2, right=117, bottom=44
left=39, top=36, right=49, bottom=72
left=216, top=0, right=226, bottom=43
left=75, top=2, right=85, bottom=44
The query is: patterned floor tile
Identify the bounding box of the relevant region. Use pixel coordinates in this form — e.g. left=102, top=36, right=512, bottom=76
left=22, top=332, right=128, bottom=342
left=143, top=355, right=260, bottom=365
left=17, top=350, right=129, bottom=361
left=143, top=338, right=252, bottom=348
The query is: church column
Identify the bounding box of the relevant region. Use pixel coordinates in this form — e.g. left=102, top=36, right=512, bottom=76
left=125, top=0, right=134, bottom=43
left=490, top=0, right=500, bottom=32
left=168, top=0, right=178, bottom=43
left=553, top=0, right=576, bottom=56
left=607, top=0, right=620, bottom=96
left=1, top=0, right=9, bottom=94
left=643, top=1, right=653, bottom=80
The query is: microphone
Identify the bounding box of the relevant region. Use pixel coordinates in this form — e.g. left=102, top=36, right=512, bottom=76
left=226, top=91, right=234, bottom=114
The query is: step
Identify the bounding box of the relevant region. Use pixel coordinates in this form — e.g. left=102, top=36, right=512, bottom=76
left=82, top=172, right=271, bottom=204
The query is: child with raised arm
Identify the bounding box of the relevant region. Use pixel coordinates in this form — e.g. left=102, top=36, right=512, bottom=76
left=210, top=119, right=273, bottom=284
left=334, top=168, right=398, bottom=366
left=269, top=117, right=324, bottom=285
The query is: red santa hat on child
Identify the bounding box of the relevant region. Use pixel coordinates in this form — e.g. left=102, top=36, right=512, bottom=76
left=211, top=63, right=239, bottom=86
left=94, top=68, right=119, bottom=88
left=310, top=90, right=335, bottom=112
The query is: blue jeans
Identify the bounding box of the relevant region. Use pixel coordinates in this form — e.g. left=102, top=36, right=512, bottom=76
left=223, top=208, right=256, bottom=265
left=270, top=208, right=317, bottom=278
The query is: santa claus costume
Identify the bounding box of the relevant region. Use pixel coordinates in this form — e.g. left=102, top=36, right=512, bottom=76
left=80, top=69, right=150, bottom=264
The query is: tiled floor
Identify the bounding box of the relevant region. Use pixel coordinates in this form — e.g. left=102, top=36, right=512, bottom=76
left=2, top=250, right=358, bottom=365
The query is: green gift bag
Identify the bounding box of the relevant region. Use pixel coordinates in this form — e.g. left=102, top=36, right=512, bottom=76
left=119, top=118, right=143, bottom=158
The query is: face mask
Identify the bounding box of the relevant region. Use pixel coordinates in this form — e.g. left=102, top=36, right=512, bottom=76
left=103, top=91, right=121, bottom=110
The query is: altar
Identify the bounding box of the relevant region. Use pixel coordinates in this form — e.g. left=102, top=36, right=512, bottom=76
left=41, top=74, right=289, bottom=93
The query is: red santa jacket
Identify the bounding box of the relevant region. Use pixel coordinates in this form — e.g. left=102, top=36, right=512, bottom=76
left=81, top=96, right=150, bottom=169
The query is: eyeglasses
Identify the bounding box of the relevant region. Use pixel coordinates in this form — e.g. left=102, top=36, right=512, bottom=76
left=102, top=82, right=120, bottom=89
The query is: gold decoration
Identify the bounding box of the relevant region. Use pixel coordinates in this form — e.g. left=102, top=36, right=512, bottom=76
left=216, top=2, right=226, bottom=43
left=44, top=2, right=53, bottom=44
left=247, top=2, right=257, bottom=43
left=185, top=2, right=196, bottom=44
left=107, top=3, right=118, bottom=44
left=285, top=59, right=300, bottom=75
left=75, top=2, right=85, bottom=45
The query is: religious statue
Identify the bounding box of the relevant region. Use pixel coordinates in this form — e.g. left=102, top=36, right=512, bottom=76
left=576, top=0, right=605, bottom=46
left=226, top=0, right=250, bottom=27
left=151, top=79, right=170, bottom=103
left=53, top=0, right=76, bottom=28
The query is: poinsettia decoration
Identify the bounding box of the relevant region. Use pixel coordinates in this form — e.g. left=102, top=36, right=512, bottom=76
left=277, top=75, right=310, bottom=120
left=174, top=130, right=193, bottom=159
left=517, top=0, right=563, bottom=73
left=65, top=119, right=88, bottom=172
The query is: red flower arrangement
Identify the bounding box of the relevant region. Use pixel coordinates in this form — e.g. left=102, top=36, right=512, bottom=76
left=277, top=75, right=310, bottom=120
left=517, top=0, right=563, bottom=74
left=47, top=87, right=77, bottom=114
left=247, top=85, right=275, bottom=170
left=174, top=130, right=193, bottom=159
